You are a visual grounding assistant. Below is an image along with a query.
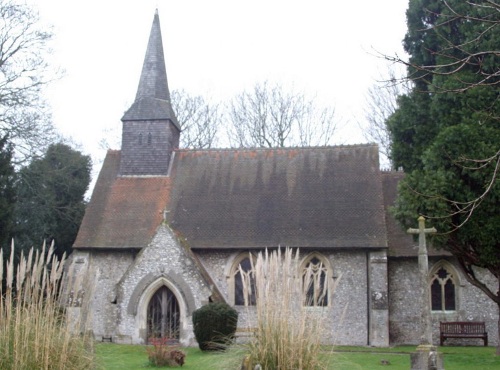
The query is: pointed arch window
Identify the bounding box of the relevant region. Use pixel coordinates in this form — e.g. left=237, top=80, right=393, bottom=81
left=430, top=263, right=457, bottom=311
left=147, top=132, right=152, bottom=145
left=302, top=254, right=331, bottom=307
left=228, top=253, right=256, bottom=306
left=147, top=286, right=180, bottom=341
left=139, top=133, right=143, bottom=145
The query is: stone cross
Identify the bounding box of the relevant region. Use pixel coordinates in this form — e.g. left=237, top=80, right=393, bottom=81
left=408, top=216, right=436, bottom=345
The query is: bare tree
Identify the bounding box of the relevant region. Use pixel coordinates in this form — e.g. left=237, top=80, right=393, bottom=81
left=227, top=81, right=338, bottom=148
left=361, top=67, right=411, bottom=168
left=171, top=89, right=221, bottom=149
left=0, top=0, right=58, bottom=164
left=98, top=89, right=222, bottom=154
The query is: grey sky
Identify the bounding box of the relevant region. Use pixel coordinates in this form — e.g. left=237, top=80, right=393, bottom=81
left=31, top=0, right=408, bottom=168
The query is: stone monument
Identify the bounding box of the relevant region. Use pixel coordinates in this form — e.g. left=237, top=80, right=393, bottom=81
left=408, top=216, right=444, bottom=370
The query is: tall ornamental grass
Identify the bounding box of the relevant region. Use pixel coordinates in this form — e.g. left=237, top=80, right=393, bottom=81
left=242, top=248, right=332, bottom=370
left=0, top=242, right=95, bottom=369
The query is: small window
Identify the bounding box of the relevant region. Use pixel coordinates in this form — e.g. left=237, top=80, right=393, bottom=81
left=147, top=132, right=152, bottom=145
left=139, top=133, right=143, bottom=145
left=302, top=255, right=330, bottom=307
left=430, top=265, right=456, bottom=311
left=234, top=257, right=256, bottom=306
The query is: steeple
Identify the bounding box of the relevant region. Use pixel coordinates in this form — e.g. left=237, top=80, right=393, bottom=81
left=122, top=9, right=179, bottom=127
left=119, top=10, right=180, bottom=176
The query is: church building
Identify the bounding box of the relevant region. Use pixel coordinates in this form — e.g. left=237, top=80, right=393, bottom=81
left=66, top=10, right=498, bottom=347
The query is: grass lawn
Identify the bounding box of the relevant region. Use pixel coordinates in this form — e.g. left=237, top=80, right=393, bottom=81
left=96, top=343, right=500, bottom=369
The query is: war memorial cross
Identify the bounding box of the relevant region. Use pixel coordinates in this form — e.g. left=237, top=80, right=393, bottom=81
left=408, top=216, right=437, bottom=345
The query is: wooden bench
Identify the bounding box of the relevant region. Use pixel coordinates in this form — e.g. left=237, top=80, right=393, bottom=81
left=440, top=321, right=488, bottom=346
left=234, top=327, right=257, bottom=342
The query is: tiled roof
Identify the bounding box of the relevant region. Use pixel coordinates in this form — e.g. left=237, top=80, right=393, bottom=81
left=382, top=171, right=450, bottom=258
left=166, top=145, right=388, bottom=249
left=75, top=146, right=450, bottom=256
left=75, top=145, right=391, bottom=250
left=74, top=151, right=171, bottom=249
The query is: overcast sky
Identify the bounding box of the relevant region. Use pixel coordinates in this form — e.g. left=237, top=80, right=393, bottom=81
left=30, top=0, right=408, bottom=171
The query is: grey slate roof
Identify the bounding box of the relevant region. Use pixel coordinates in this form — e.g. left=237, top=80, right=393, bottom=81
left=382, top=171, right=450, bottom=257
left=74, top=151, right=172, bottom=249
left=75, top=144, right=391, bottom=251
left=73, top=145, right=451, bottom=258
left=166, top=145, right=388, bottom=250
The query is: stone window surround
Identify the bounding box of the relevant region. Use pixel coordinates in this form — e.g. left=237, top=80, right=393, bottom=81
left=226, top=251, right=257, bottom=306
left=133, top=275, right=190, bottom=344
left=299, top=252, right=334, bottom=307
left=429, top=260, right=461, bottom=313
left=225, top=250, right=334, bottom=308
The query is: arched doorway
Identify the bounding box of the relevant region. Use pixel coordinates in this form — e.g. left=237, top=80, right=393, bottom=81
left=147, top=286, right=180, bottom=342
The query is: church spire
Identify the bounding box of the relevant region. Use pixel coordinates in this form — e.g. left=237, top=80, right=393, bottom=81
left=121, top=9, right=179, bottom=129
left=119, top=10, right=180, bottom=176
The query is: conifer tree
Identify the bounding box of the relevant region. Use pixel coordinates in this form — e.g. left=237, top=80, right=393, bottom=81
left=14, top=143, right=91, bottom=258
left=0, top=135, right=15, bottom=250
left=388, top=0, right=500, bottom=353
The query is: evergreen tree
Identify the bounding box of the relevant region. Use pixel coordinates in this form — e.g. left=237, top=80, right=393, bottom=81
left=0, top=135, right=15, bottom=250
left=390, top=0, right=499, bottom=170
left=14, top=143, right=91, bottom=258
left=388, top=0, right=500, bottom=353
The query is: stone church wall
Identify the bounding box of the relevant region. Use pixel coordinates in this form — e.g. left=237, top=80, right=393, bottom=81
left=114, top=224, right=212, bottom=345
left=388, top=257, right=498, bottom=346
left=68, top=249, right=137, bottom=341
left=388, top=258, right=421, bottom=344
left=71, top=224, right=213, bottom=346
left=196, top=249, right=375, bottom=346
left=331, top=251, right=371, bottom=345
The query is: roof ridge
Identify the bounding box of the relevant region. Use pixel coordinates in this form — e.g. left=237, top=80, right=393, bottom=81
left=174, top=143, right=378, bottom=153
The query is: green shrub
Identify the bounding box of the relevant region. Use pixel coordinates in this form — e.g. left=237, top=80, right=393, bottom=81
left=192, top=302, right=238, bottom=351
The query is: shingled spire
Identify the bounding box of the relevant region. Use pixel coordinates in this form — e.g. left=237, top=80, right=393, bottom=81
left=119, top=9, right=180, bottom=176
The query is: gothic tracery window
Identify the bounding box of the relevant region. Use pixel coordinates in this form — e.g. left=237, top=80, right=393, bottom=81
left=302, top=255, right=330, bottom=307
left=430, top=264, right=456, bottom=311
left=147, top=286, right=180, bottom=341
left=233, top=256, right=256, bottom=306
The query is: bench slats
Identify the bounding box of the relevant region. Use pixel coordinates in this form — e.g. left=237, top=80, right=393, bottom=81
left=440, top=321, right=488, bottom=346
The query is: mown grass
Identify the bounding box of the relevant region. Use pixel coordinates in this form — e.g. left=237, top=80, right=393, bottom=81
left=332, top=346, right=500, bottom=370
left=96, top=343, right=500, bottom=369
